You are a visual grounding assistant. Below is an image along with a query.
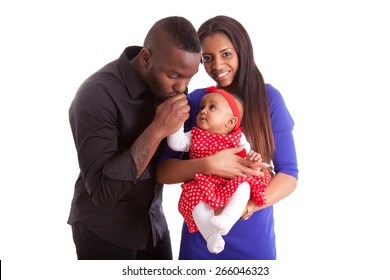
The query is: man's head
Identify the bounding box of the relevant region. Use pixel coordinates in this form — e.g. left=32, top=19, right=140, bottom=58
left=138, top=16, right=201, bottom=102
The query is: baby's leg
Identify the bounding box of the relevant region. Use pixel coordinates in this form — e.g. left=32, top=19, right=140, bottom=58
left=211, top=181, right=250, bottom=235
left=193, top=202, right=225, bottom=254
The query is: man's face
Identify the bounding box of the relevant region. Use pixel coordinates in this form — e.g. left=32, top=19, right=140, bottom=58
left=145, top=47, right=201, bottom=103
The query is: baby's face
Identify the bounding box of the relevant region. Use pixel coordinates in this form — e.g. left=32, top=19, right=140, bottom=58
left=196, top=92, right=235, bottom=134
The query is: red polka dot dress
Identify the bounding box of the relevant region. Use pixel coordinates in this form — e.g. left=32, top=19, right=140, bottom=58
left=178, top=127, right=271, bottom=233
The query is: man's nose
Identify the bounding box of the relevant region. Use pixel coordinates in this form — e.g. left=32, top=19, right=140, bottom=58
left=173, top=84, right=188, bottom=95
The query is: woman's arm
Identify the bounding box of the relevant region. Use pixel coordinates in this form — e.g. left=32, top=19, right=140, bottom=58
left=240, top=172, right=297, bottom=219
left=240, top=84, right=298, bottom=218
left=260, top=172, right=297, bottom=207
left=156, top=146, right=263, bottom=184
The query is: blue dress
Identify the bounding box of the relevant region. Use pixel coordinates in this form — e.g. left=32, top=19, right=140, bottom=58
left=160, top=84, right=298, bottom=260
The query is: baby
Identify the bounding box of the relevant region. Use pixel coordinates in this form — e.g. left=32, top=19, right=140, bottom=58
left=167, top=86, right=271, bottom=253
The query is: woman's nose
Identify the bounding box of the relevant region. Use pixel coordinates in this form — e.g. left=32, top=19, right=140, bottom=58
left=212, top=57, right=223, bottom=70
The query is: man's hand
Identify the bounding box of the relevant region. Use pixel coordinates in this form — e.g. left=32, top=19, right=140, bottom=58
left=153, top=93, right=190, bottom=138
left=131, top=93, right=189, bottom=178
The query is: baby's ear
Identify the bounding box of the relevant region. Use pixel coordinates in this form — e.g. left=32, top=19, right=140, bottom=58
left=226, top=116, right=238, bottom=128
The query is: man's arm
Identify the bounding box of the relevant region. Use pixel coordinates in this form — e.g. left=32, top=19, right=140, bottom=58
left=132, top=94, right=190, bottom=178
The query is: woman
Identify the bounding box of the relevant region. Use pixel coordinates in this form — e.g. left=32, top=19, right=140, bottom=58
left=157, top=15, right=298, bottom=260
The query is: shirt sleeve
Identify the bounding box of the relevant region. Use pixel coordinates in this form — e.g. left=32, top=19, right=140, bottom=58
left=69, top=84, right=138, bottom=208
left=267, top=84, right=299, bottom=179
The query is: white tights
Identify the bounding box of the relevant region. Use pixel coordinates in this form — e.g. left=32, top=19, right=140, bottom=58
left=192, top=182, right=250, bottom=254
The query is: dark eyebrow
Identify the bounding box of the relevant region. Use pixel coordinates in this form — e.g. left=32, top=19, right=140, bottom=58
left=220, top=48, right=235, bottom=53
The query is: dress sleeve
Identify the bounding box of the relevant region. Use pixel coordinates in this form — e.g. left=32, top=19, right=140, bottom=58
left=267, top=84, right=299, bottom=179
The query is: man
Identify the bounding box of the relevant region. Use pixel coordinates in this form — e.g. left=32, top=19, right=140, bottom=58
left=68, top=16, right=201, bottom=260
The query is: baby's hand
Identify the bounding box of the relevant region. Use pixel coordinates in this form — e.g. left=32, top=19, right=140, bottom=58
left=246, top=150, right=262, bottom=163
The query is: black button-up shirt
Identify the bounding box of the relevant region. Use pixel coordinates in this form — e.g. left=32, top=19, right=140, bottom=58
left=68, top=47, right=168, bottom=250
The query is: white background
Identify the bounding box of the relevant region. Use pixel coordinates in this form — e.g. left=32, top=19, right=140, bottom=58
left=1, top=0, right=389, bottom=279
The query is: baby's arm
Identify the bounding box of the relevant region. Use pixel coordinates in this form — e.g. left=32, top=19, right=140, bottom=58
left=241, top=133, right=263, bottom=168
left=167, top=125, right=192, bottom=152
left=240, top=132, right=252, bottom=155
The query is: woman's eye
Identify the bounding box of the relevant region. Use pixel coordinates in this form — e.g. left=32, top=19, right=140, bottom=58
left=202, top=55, right=212, bottom=63
left=222, top=52, right=231, bottom=57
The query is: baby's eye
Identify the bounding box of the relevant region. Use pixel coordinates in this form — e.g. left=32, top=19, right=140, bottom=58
left=209, top=104, right=216, bottom=110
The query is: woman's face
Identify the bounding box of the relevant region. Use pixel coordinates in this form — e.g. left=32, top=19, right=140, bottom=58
left=201, top=32, right=239, bottom=88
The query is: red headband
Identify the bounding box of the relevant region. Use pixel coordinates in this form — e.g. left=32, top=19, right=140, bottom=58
left=205, top=86, right=241, bottom=131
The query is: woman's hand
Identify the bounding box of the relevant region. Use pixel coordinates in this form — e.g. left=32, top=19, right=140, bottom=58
left=204, top=147, right=263, bottom=179
left=240, top=199, right=258, bottom=220
left=214, top=199, right=257, bottom=219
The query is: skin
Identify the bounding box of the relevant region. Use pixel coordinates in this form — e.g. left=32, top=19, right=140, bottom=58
left=157, top=32, right=297, bottom=218
left=201, top=33, right=239, bottom=91
left=129, top=46, right=201, bottom=178
left=197, top=92, right=263, bottom=168
left=196, top=92, right=238, bottom=134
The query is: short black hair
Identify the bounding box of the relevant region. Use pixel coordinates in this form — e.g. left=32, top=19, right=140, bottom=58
left=144, top=16, right=201, bottom=53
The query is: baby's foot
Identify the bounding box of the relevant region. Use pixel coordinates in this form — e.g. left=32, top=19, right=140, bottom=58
left=211, top=215, right=234, bottom=235
left=206, top=233, right=225, bottom=254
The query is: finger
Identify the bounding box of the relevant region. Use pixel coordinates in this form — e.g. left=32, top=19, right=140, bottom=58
left=165, top=95, right=190, bottom=114
left=258, top=162, right=271, bottom=169
left=164, top=93, right=188, bottom=108
left=241, top=166, right=262, bottom=177
left=169, top=92, right=187, bottom=100
left=241, top=205, right=254, bottom=220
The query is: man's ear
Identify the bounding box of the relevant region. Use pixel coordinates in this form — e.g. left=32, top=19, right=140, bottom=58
left=140, top=48, right=151, bottom=69
left=226, top=116, right=238, bottom=128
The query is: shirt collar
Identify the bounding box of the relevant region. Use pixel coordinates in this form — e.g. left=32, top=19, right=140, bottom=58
left=118, top=46, right=147, bottom=99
